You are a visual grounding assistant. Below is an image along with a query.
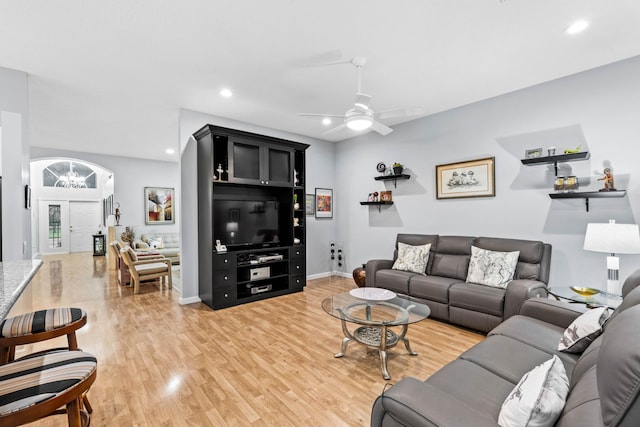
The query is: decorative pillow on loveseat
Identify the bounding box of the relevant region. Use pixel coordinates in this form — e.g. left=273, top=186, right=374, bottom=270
left=149, top=238, right=164, bottom=249
left=557, top=306, right=610, bottom=353
left=391, top=242, right=431, bottom=275
left=466, top=246, right=519, bottom=288
left=498, top=355, right=569, bottom=427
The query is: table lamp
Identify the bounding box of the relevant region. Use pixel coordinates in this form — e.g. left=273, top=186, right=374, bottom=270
left=583, top=220, right=640, bottom=296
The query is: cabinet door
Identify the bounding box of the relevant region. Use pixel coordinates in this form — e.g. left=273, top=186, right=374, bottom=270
left=227, top=138, right=294, bottom=187
left=228, top=138, right=262, bottom=184
left=265, top=145, right=294, bottom=187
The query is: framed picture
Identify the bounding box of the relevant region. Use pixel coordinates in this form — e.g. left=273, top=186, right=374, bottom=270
left=524, top=148, right=542, bottom=159
left=145, top=187, right=175, bottom=224
left=315, top=188, right=333, bottom=218
left=436, top=157, right=495, bottom=200
left=380, top=191, right=392, bottom=202
left=305, top=194, right=315, bottom=216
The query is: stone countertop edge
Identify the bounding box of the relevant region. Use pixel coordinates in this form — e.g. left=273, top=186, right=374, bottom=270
left=0, top=259, right=43, bottom=322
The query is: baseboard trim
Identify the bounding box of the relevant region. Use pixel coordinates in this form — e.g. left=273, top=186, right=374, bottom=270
left=179, top=295, right=201, bottom=305
left=306, top=272, right=333, bottom=280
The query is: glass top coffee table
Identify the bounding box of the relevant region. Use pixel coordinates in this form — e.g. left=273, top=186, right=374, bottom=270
left=321, top=287, right=431, bottom=380
left=548, top=286, right=622, bottom=309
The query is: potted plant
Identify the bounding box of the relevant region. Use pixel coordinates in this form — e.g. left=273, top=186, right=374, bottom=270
left=393, top=162, right=403, bottom=175
left=120, top=227, right=135, bottom=247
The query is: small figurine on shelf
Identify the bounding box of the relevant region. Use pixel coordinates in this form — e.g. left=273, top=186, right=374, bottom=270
left=294, top=169, right=299, bottom=186
left=114, top=203, right=121, bottom=226
left=216, top=163, right=224, bottom=181
left=373, top=191, right=379, bottom=202
left=293, top=194, right=300, bottom=210
left=598, top=168, right=616, bottom=191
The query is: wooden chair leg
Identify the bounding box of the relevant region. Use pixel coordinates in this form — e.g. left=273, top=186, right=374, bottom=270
left=83, top=393, right=93, bottom=414
left=67, top=332, right=79, bottom=351
left=0, top=346, right=10, bottom=364
left=66, top=397, right=83, bottom=427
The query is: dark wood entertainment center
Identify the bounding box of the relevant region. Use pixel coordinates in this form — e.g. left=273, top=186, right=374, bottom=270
left=194, top=125, right=309, bottom=309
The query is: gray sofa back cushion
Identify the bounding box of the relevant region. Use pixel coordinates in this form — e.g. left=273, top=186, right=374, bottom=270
left=430, top=236, right=474, bottom=280
left=475, top=237, right=550, bottom=283
left=597, top=305, right=640, bottom=426
left=395, top=234, right=439, bottom=274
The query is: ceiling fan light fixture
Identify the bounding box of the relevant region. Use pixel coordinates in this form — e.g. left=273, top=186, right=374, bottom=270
left=346, top=115, right=373, bottom=131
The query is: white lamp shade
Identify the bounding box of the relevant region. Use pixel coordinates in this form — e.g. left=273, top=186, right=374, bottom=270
left=583, top=222, right=640, bottom=254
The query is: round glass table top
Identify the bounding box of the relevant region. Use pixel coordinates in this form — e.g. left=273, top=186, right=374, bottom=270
left=322, top=288, right=431, bottom=326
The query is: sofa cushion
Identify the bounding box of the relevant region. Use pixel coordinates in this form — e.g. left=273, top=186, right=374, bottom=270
left=427, top=359, right=516, bottom=421
left=141, top=233, right=179, bottom=248
left=374, top=269, right=412, bottom=294
left=467, top=246, right=519, bottom=289
left=489, top=315, right=580, bottom=368
left=148, top=237, right=164, bottom=249
left=429, top=236, right=474, bottom=280
left=449, top=282, right=505, bottom=317
left=557, top=306, right=610, bottom=353
left=461, top=335, right=564, bottom=385
left=597, top=305, right=640, bottom=426
left=391, top=242, right=431, bottom=274
left=408, top=274, right=462, bottom=303
left=498, top=355, right=569, bottom=427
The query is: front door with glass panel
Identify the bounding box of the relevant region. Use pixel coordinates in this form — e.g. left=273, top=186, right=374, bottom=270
left=39, top=200, right=69, bottom=254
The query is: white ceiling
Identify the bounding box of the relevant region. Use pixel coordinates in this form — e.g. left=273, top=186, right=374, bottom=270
left=2, top=0, right=640, bottom=162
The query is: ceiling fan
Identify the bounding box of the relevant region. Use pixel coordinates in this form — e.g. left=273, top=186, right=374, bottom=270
left=298, top=57, right=425, bottom=136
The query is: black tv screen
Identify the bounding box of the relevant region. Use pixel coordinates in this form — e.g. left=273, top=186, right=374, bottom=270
left=213, top=199, right=282, bottom=248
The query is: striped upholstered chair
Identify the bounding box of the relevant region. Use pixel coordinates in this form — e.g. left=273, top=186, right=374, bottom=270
left=0, top=350, right=97, bottom=426
left=0, top=308, right=93, bottom=413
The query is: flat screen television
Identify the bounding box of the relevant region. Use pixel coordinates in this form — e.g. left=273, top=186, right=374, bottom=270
left=213, top=199, right=287, bottom=249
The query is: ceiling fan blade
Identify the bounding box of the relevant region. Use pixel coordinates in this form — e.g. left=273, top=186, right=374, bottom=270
left=370, top=120, right=394, bottom=136
left=376, top=106, right=426, bottom=120
left=298, top=113, right=346, bottom=118
left=354, top=93, right=372, bottom=112
left=323, top=122, right=348, bottom=135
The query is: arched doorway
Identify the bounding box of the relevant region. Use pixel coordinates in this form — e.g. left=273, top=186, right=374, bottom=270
left=30, top=158, right=114, bottom=255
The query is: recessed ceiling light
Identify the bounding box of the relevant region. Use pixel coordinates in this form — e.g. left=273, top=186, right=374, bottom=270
left=166, top=148, right=175, bottom=155
left=322, top=117, right=332, bottom=125
left=220, top=88, right=233, bottom=98
left=565, top=20, right=589, bottom=35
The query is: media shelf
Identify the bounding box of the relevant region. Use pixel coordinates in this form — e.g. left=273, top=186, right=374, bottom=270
left=195, top=125, right=308, bottom=310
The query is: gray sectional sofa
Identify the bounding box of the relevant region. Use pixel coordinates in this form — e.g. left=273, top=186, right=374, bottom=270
left=365, top=234, right=552, bottom=333
left=371, top=270, right=640, bottom=427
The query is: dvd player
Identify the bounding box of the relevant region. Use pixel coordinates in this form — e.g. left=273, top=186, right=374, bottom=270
left=257, top=254, right=284, bottom=262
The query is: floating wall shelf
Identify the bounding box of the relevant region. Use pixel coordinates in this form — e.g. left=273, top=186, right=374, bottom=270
left=549, top=190, right=626, bottom=212
left=360, top=201, right=394, bottom=212
left=521, top=152, right=590, bottom=176
left=374, top=174, right=411, bottom=188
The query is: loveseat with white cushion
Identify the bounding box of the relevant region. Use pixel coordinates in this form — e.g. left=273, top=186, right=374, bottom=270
left=371, top=270, right=640, bottom=427
left=133, top=232, right=180, bottom=264
left=365, top=234, right=552, bottom=333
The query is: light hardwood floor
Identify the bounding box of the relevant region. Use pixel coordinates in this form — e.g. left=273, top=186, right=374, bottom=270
left=21, top=253, right=484, bottom=426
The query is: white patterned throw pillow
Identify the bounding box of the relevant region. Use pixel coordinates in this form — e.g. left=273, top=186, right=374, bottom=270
left=557, top=306, right=610, bottom=353
left=498, top=355, right=569, bottom=427
left=466, top=246, right=520, bottom=288
left=391, top=242, right=431, bottom=274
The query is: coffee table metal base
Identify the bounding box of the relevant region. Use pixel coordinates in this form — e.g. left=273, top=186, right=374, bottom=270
left=334, top=320, right=417, bottom=380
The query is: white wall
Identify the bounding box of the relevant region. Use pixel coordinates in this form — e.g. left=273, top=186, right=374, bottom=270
left=0, top=66, right=31, bottom=261
left=178, top=109, right=337, bottom=303
left=336, top=55, right=640, bottom=289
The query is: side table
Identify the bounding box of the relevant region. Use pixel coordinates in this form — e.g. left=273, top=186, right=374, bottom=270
left=352, top=265, right=366, bottom=287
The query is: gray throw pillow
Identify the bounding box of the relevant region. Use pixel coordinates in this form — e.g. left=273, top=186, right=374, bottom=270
left=498, top=355, right=569, bottom=427
left=466, top=246, right=519, bottom=288
left=391, top=242, right=431, bottom=274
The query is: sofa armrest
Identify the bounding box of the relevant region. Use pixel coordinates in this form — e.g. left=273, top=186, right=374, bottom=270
left=518, top=298, right=587, bottom=329
left=365, top=259, right=394, bottom=287
left=503, top=279, right=548, bottom=320
left=371, top=378, right=496, bottom=427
